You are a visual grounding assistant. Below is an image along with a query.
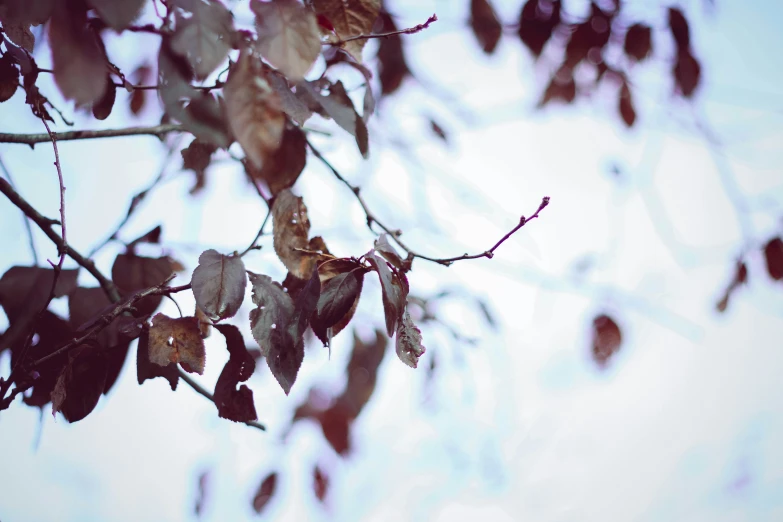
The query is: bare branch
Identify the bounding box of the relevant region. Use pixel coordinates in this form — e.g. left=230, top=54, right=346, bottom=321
left=0, top=154, right=38, bottom=264
left=0, top=124, right=183, bottom=146
left=330, top=14, right=438, bottom=45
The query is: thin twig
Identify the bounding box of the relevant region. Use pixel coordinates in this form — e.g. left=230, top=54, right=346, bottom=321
left=0, top=124, right=183, bottom=146
left=177, top=369, right=266, bottom=431
left=0, top=154, right=38, bottom=264
left=306, top=138, right=549, bottom=268
left=241, top=208, right=272, bottom=257
left=331, top=14, right=438, bottom=45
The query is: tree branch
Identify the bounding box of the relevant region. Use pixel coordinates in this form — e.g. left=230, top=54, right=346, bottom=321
left=330, top=14, right=438, bottom=45
left=305, top=138, right=549, bottom=268
left=0, top=124, right=183, bottom=146
left=0, top=154, right=38, bottom=264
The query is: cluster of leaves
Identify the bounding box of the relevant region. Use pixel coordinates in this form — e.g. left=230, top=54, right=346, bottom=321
left=466, top=0, right=702, bottom=127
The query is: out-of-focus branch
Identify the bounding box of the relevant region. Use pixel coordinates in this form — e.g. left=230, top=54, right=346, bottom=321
left=0, top=124, right=183, bottom=146
left=0, top=154, right=38, bottom=264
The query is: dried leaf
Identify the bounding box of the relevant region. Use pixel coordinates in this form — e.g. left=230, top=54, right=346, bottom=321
left=223, top=48, right=285, bottom=168
left=268, top=73, right=313, bottom=125
left=127, top=225, right=163, bottom=250
left=48, top=2, right=108, bottom=106
left=272, top=189, right=315, bottom=278
left=251, top=0, right=321, bottom=81
left=88, top=0, right=146, bottom=30
left=623, top=23, right=652, bottom=62
left=313, top=0, right=381, bottom=63
left=539, top=65, right=576, bottom=106
left=673, top=48, right=701, bottom=98
left=248, top=272, right=294, bottom=358
left=764, top=237, right=783, bottom=281
left=373, top=234, right=404, bottom=271
left=470, top=0, right=502, bottom=54
left=376, top=12, right=410, bottom=95
left=395, top=309, right=424, bottom=368
left=129, top=64, right=152, bottom=114
left=148, top=313, right=206, bottom=374
left=92, top=77, right=116, bottom=120
left=563, top=4, right=611, bottom=68
left=618, top=81, right=635, bottom=127
left=170, top=0, right=233, bottom=80
left=191, top=249, right=247, bottom=321
left=668, top=7, right=690, bottom=50
left=0, top=54, right=20, bottom=103
left=313, top=466, right=328, bottom=502
left=592, top=313, right=622, bottom=367
left=137, top=324, right=179, bottom=390
left=51, top=343, right=108, bottom=422
left=252, top=472, right=277, bottom=514
left=366, top=251, right=408, bottom=336
left=340, top=329, right=386, bottom=416
left=16, top=311, right=72, bottom=408
left=213, top=324, right=258, bottom=422
left=0, top=0, right=53, bottom=51
left=299, top=80, right=367, bottom=156
left=517, top=0, right=561, bottom=58
left=311, top=268, right=364, bottom=345
left=252, top=123, right=307, bottom=195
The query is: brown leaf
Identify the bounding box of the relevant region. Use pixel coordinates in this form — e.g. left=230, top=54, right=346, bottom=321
left=191, top=249, right=247, bottom=321
left=299, top=80, right=366, bottom=155
left=470, top=0, right=502, bottom=55
left=0, top=54, right=20, bottom=103
left=618, top=81, right=635, bottom=127
left=88, top=0, right=146, bottom=30
left=668, top=7, right=690, bottom=50
left=51, top=343, right=108, bottom=422
left=252, top=472, right=278, bottom=514
left=395, top=309, right=424, bottom=368
left=673, top=48, right=701, bottom=98
left=148, top=314, right=206, bottom=374
left=373, top=233, right=404, bottom=271
left=48, top=2, right=108, bottom=106
left=195, top=304, right=212, bottom=338
left=0, top=0, right=53, bottom=51
left=517, top=0, right=561, bottom=58
left=17, top=311, right=73, bottom=408
left=268, top=72, right=313, bottom=125
left=92, top=77, right=116, bottom=120
left=251, top=123, right=307, bottom=195
left=223, top=48, right=285, bottom=168
left=251, top=0, right=321, bottom=81
left=592, top=313, right=622, bottom=367
left=764, top=237, right=783, bottom=281
left=213, top=324, right=258, bottom=422
left=539, top=65, right=576, bottom=106
left=376, top=12, right=410, bottom=95
left=340, top=329, right=386, bottom=416
left=127, top=225, right=163, bottom=250
left=111, top=254, right=175, bottom=316
left=313, top=466, right=329, bottom=502
left=170, top=0, right=233, bottom=80
left=366, top=251, right=409, bottom=336
left=129, top=64, right=151, bottom=114
left=313, top=0, right=381, bottom=62
left=310, top=268, right=365, bottom=345
left=249, top=272, right=294, bottom=358
left=272, top=189, right=315, bottom=278
left=137, top=324, right=179, bottom=390
left=623, top=23, right=652, bottom=62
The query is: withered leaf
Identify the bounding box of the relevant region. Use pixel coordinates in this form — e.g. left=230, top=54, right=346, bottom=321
left=539, top=65, right=576, bottom=106
left=251, top=0, right=321, bottom=81
left=300, top=80, right=367, bottom=156
left=213, top=324, right=257, bottom=422
left=313, top=0, right=381, bottom=63
left=191, top=249, right=247, bottom=321
left=111, top=254, right=175, bottom=316
left=249, top=272, right=294, bottom=358
left=470, top=0, right=502, bottom=55
left=517, top=0, right=561, bottom=58
left=252, top=123, right=307, bottom=196
left=366, top=252, right=408, bottom=336
left=149, top=313, right=206, bottom=374
left=129, top=64, right=152, bottom=114
left=17, top=311, right=73, bottom=408
left=87, top=0, right=146, bottom=30
left=92, top=77, right=116, bottom=120
left=376, top=12, right=410, bottom=95
left=137, top=324, right=179, bottom=390
left=395, top=309, right=424, bottom=368
left=311, top=269, right=364, bottom=345
left=618, top=81, right=635, bottom=127
left=592, top=314, right=622, bottom=367
left=268, top=72, right=313, bottom=125
left=764, top=237, right=783, bottom=281
left=341, top=329, right=386, bottom=416
left=49, top=2, right=108, bottom=106
left=272, top=189, right=315, bottom=278
left=673, top=48, right=701, bottom=98
left=373, top=234, right=404, bottom=271
left=624, top=23, right=652, bottom=62
left=668, top=7, right=690, bottom=50
left=0, top=0, right=53, bottom=51
left=127, top=225, right=163, bottom=250
left=317, top=257, right=362, bottom=283
left=252, top=472, right=278, bottom=514
left=0, top=54, right=20, bottom=103
left=224, top=48, right=285, bottom=168
left=288, top=267, right=320, bottom=342
left=51, top=343, right=108, bottom=422
left=313, top=466, right=329, bottom=502
left=170, top=0, right=233, bottom=80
